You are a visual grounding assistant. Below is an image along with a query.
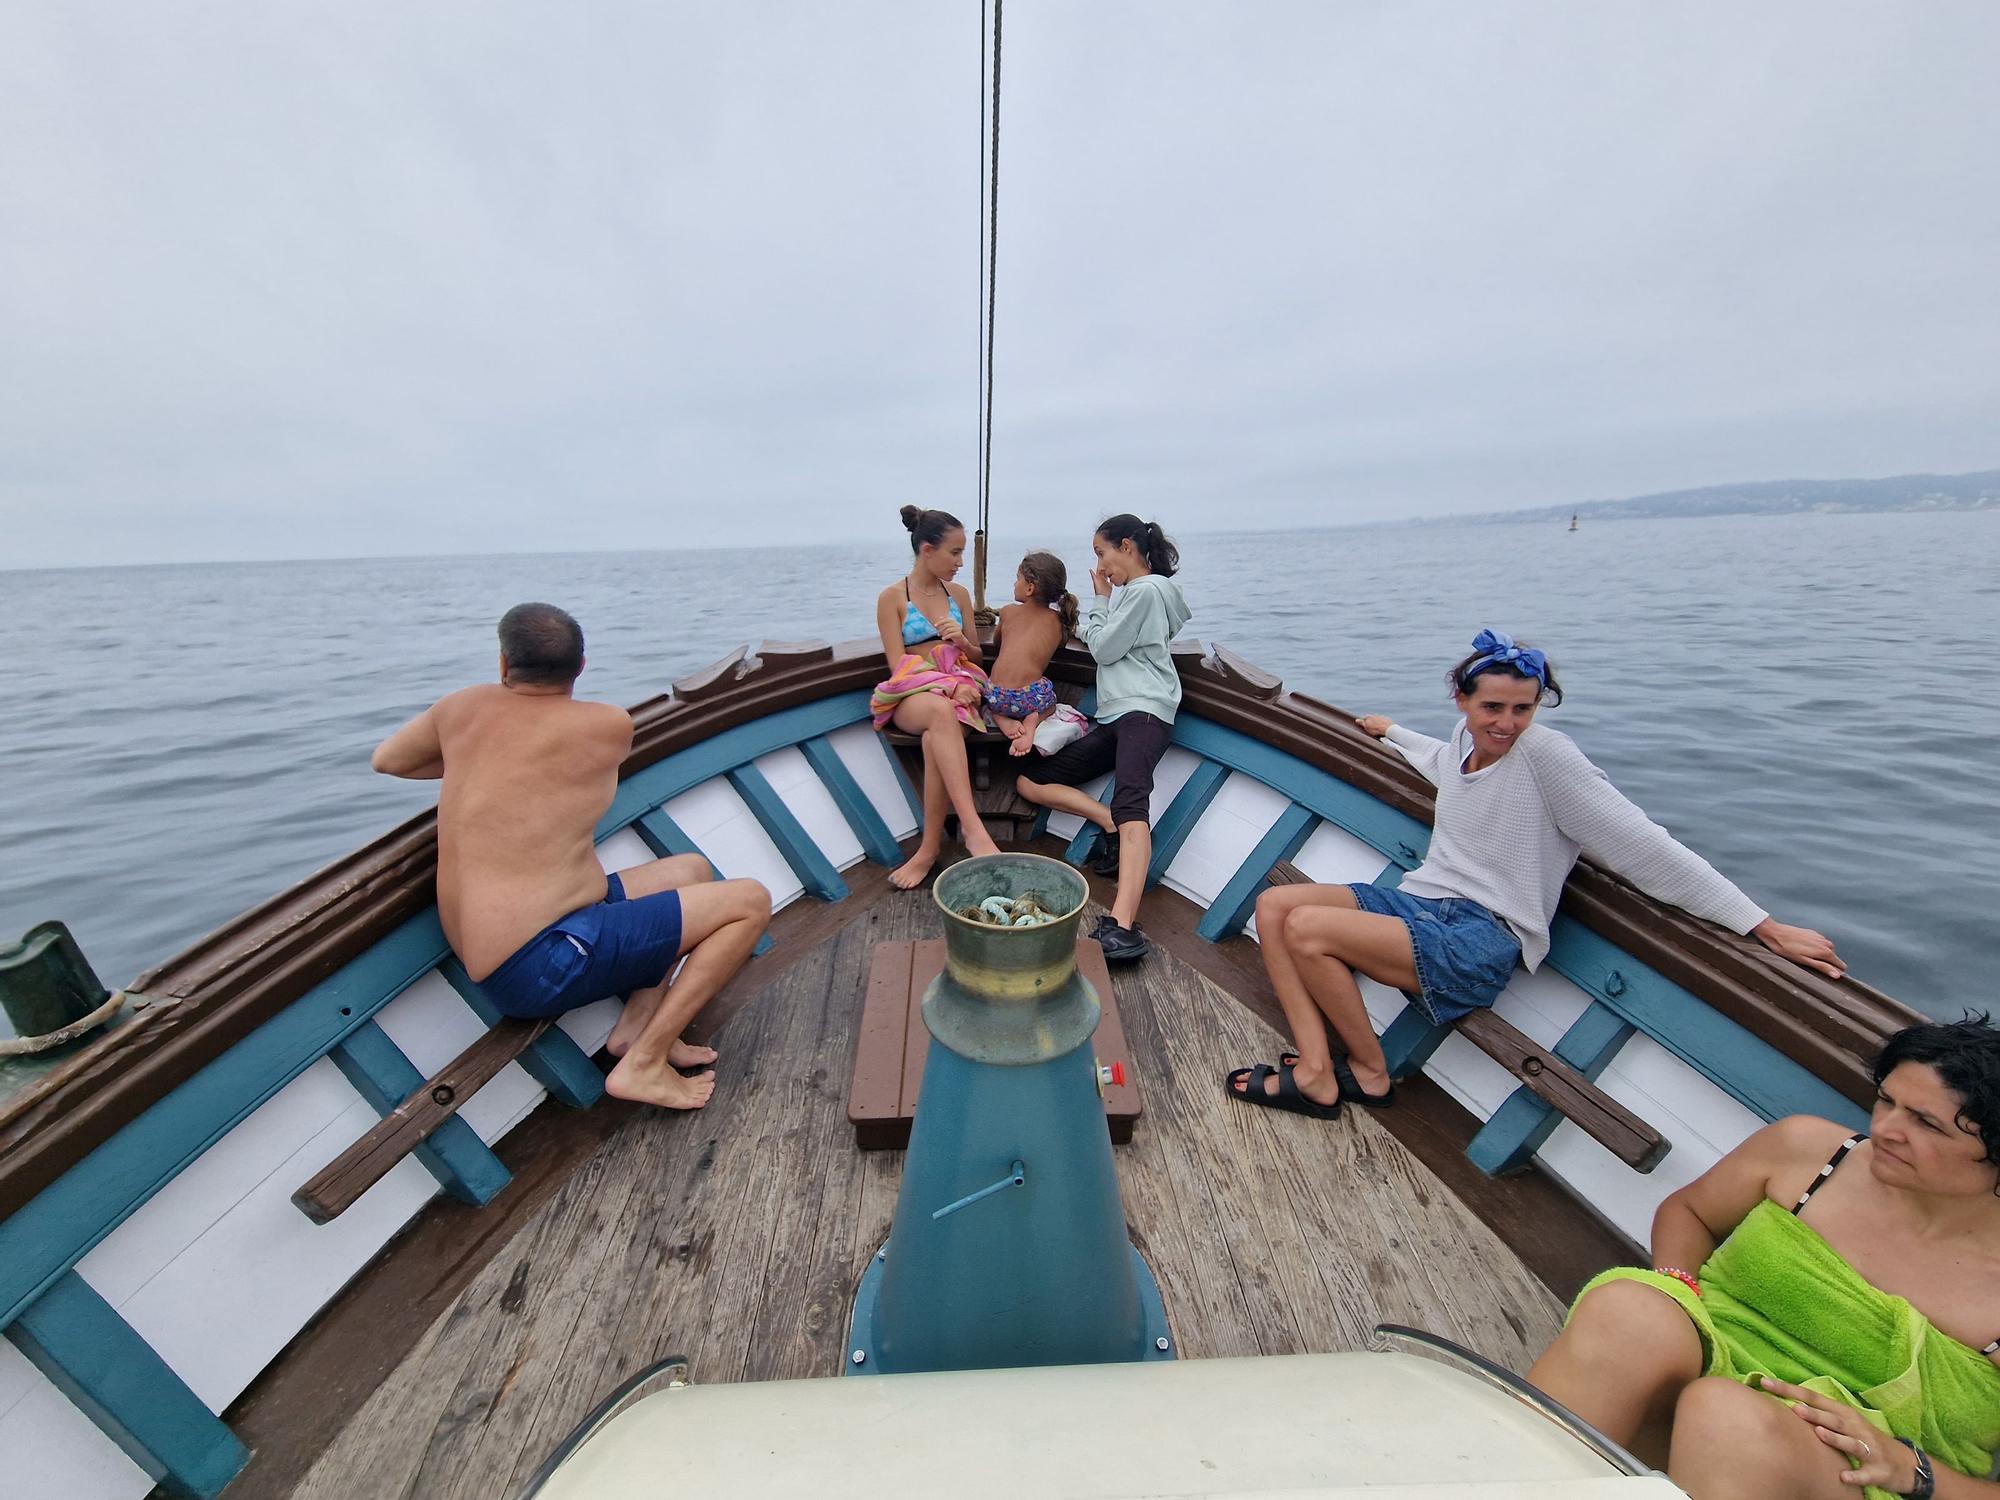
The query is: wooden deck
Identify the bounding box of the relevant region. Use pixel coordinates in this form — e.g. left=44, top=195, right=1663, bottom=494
left=266, top=884, right=1565, bottom=1500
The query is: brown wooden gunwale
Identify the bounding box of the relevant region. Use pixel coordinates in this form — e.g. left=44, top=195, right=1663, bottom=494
left=0, top=634, right=1921, bottom=1223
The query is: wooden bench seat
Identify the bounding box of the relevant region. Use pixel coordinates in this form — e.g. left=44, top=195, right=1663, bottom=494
left=1264, top=862, right=1667, bottom=1173
left=849, top=938, right=1141, bottom=1150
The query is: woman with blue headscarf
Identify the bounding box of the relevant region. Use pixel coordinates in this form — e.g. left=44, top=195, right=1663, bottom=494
left=1228, top=629, right=1843, bottom=1120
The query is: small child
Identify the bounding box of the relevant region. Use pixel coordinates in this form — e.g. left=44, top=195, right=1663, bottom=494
left=985, top=552, right=1079, bottom=757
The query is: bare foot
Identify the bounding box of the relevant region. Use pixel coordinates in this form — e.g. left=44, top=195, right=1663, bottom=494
left=668, top=1038, right=718, bottom=1069
left=606, top=991, right=665, bottom=1057
left=606, top=1055, right=717, bottom=1109
left=890, top=847, right=939, bottom=889
left=1008, top=735, right=1034, bottom=757
left=963, top=826, right=1002, bottom=858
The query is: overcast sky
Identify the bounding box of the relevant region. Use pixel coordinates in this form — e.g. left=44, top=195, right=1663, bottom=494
left=3, top=2, right=1996, bottom=568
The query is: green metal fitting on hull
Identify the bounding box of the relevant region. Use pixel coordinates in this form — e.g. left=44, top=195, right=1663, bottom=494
left=0, top=921, right=124, bottom=1057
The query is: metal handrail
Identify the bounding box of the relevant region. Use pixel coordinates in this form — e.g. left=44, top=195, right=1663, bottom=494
left=1371, top=1323, right=1651, bottom=1477
left=510, top=1354, right=691, bottom=1500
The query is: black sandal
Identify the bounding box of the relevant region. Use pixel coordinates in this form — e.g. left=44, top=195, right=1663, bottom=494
left=1224, top=1062, right=1342, bottom=1120
left=1276, top=1051, right=1396, bottom=1109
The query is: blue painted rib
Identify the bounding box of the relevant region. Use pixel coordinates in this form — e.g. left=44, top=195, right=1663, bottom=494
left=1196, top=805, right=1319, bottom=942
left=1064, top=789, right=1110, bottom=865
left=1379, top=1007, right=1452, bottom=1079
left=1544, top=915, right=1864, bottom=1128
left=800, top=735, right=903, bottom=866
left=726, top=765, right=848, bottom=902
left=326, top=1021, right=512, bottom=1206
left=1165, top=716, right=1432, bottom=871
left=1028, top=806, right=1052, bottom=841
left=1146, top=760, right=1231, bottom=886
left=1465, top=1002, right=1636, bottom=1177
left=6, top=1271, right=248, bottom=1498
left=598, top=693, right=876, bottom=839
left=440, top=960, right=604, bottom=1109
left=876, top=729, right=924, bottom=824
left=0, top=911, right=449, bottom=1328
left=633, top=808, right=774, bottom=957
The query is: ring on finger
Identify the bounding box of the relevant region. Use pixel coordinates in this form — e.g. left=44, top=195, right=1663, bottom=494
left=1859, top=1440, right=1872, bottom=1458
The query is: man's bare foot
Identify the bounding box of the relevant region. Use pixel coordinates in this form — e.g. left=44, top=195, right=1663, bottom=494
left=606, top=1055, right=718, bottom=1109
left=606, top=992, right=665, bottom=1057
left=890, top=847, right=939, bottom=889
left=668, top=1038, right=718, bottom=1069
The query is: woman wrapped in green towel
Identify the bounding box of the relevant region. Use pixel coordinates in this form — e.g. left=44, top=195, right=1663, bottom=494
left=1527, top=1016, right=2000, bottom=1499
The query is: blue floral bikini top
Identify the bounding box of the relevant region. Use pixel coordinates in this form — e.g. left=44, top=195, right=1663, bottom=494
left=902, top=580, right=963, bottom=646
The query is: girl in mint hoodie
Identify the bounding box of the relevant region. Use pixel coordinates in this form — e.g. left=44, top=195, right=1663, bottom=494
left=1016, top=514, right=1191, bottom=963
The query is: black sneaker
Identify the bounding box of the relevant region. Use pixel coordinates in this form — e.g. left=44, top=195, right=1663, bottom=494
left=1095, top=921, right=1150, bottom=963
left=1088, top=913, right=1119, bottom=942
left=1087, top=835, right=1120, bottom=877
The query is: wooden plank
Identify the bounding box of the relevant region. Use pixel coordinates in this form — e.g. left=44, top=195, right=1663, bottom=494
left=800, top=734, right=904, bottom=867
left=1145, top=759, right=1231, bottom=886
left=849, top=943, right=916, bottom=1148
left=6, top=1270, right=248, bottom=1499
left=1096, top=862, right=1640, bottom=1298
left=633, top=807, right=776, bottom=958
left=669, top=645, right=748, bottom=701
left=326, top=1019, right=513, bottom=1208
left=1196, top=804, right=1319, bottom=942
left=725, top=764, right=850, bottom=903
left=1455, top=1010, right=1667, bottom=1172
left=1467, top=1001, right=1637, bottom=1177
left=293, top=1019, right=547, bottom=1224
left=439, top=958, right=604, bottom=1110
left=898, top=940, right=946, bottom=1120
left=856, top=939, right=1140, bottom=1149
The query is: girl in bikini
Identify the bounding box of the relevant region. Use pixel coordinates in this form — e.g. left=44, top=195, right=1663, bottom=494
left=985, top=551, right=1079, bottom=757
left=871, top=505, right=1001, bottom=889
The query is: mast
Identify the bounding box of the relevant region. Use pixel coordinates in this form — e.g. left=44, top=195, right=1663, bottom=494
left=972, top=0, right=1003, bottom=620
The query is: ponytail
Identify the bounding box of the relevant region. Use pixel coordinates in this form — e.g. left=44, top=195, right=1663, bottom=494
left=1096, top=513, right=1180, bottom=577
left=1018, top=550, right=1079, bottom=637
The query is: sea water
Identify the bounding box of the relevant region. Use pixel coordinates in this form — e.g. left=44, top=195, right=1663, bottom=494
left=1, top=511, right=1992, bottom=1018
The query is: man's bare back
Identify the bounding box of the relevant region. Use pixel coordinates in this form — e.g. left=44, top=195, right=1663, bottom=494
left=375, top=681, right=633, bottom=979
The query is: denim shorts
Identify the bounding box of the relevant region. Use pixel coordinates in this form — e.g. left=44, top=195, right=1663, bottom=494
left=476, top=872, right=685, bottom=1020
left=1347, top=883, right=1521, bottom=1024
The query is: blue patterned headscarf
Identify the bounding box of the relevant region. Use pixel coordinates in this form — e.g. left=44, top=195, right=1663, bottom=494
left=1464, top=628, right=1549, bottom=687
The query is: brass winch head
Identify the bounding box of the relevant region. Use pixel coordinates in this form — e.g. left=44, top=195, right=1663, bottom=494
left=927, top=854, right=1095, bottom=1063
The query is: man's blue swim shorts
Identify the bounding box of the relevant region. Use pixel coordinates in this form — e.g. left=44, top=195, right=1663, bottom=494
left=475, top=872, right=685, bottom=1020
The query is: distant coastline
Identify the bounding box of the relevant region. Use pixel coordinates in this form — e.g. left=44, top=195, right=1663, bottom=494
left=1428, top=468, right=2000, bottom=528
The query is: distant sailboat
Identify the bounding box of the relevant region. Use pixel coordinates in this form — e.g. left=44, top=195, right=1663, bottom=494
left=1568, top=513, right=1579, bottom=532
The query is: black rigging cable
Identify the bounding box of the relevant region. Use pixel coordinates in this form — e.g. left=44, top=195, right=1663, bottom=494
left=973, top=0, right=1003, bottom=613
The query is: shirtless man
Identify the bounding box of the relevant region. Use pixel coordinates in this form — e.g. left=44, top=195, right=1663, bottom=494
left=371, top=602, right=771, bottom=1110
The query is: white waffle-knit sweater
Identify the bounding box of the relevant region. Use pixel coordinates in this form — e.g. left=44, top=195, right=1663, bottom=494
left=1384, top=720, right=1767, bottom=972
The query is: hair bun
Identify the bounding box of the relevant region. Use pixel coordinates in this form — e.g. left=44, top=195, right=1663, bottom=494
left=899, top=504, right=924, bottom=532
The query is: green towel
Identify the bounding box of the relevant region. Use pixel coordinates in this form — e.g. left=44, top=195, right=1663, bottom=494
left=1575, top=1200, right=2000, bottom=1498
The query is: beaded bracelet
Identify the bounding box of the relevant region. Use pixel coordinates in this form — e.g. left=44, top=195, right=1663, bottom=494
left=1655, top=1265, right=1701, bottom=1296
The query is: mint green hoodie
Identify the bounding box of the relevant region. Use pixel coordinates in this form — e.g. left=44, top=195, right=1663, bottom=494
left=1077, top=573, right=1193, bottom=724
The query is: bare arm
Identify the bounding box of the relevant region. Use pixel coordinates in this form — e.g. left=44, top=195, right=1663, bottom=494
left=943, top=583, right=982, bottom=664
left=877, top=588, right=908, bottom=674
left=371, top=704, right=445, bottom=779
left=1650, top=1115, right=1848, bottom=1274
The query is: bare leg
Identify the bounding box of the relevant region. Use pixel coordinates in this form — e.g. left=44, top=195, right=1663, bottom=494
left=1668, top=1378, right=1857, bottom=1500
left=604, top=855, right=716, bottom=1064
left=1109, top=821, right=1149, bottom=928
left=890, top=748, right=949, bottom=890
left=1524, top=1280, right=1703, bottom=1467
left=1006, top=710, right=1042, bottom=757
left=890, top=696, right=998, bottom=880
left=1248, top=883, right=1363, bottom=1096
left=605, top=879, right=771, bottom=1109
left=1013, top=775, right=1116, bottom=833
left=1235, top=887, right=1417, bottom=1106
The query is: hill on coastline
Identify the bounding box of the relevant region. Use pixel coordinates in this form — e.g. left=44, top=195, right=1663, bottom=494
left=1453, top=469, right=2000, bottom=526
